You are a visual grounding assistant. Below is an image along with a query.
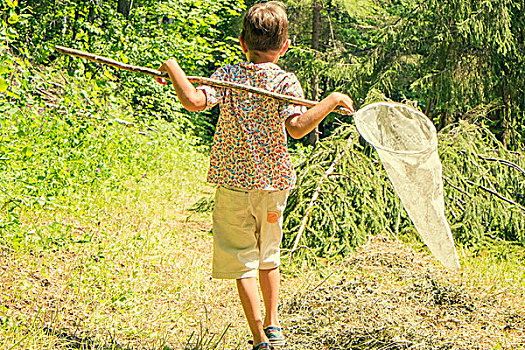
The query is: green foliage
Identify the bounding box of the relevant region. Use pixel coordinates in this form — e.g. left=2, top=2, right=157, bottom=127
left=283, top=124, right=407, bottom=256
left=1, top=0, right=248, bottom=247
left=282, top=0, right=525, bottom=148
left=6, top=0, right=246, bottom=144
left=279, top=0, right=525, bottom=255
left=281, top=0, right=386, bottom=136
left=0, top=48, right=205, bottom=250
left=3, top=0, right=523, bottom=254
left=371, top=0, right=525, bottom=148
left=440, top=122, right=525, bottom=245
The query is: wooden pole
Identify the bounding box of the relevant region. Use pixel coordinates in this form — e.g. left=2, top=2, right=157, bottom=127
left=55, top=46, right=353, bottom=116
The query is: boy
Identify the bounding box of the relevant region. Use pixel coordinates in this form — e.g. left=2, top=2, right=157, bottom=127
left=155, top=2, right=354, bottom=349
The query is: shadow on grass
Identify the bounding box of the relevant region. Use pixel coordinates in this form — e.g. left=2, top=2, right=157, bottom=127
left=43, top=323, right=231, bottom=350
left=43, top=327, right=142, bottom=350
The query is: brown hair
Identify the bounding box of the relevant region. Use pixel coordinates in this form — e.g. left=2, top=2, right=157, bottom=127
left=241, top=1, right=289, bottom=52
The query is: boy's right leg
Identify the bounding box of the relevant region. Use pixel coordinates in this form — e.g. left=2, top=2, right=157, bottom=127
left=236, top=277, right=268, bottom=346
left=259, top=267, right=285, bottom=347
left=259, top=267, right=280, bottom=328
left=257, top=189, right=288, bottom=347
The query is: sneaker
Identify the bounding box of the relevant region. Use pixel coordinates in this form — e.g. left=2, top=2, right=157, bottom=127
left=253, top=342, right=273, bottom=350
left=264, top=326, right=286, bottom=346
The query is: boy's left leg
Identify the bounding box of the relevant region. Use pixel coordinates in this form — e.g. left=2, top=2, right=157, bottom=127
left=236, top=277, right=268, bottom=346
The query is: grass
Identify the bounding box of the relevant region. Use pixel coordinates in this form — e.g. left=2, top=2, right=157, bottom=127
left=0, top=65, right=523, bottom=349
left=0, top=136, right=242, bottom=349
left=1, top=156, right=524, bottom=349
left=281, top=236, right=525, bottom=350
left=0, top=60, right=250, bottom=349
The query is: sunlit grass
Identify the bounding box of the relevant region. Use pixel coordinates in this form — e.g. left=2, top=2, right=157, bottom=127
left=459, top=247, right=525, bottom=294
left=2, top=168, right=524, bottom=349
left=0, top=139, right=247, bottom=349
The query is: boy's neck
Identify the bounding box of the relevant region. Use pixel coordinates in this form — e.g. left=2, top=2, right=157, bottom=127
left=247, top=50, right=281, bottom=64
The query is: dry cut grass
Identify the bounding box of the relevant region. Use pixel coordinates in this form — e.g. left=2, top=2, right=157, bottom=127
left=281, top=236, right=525, bottom=350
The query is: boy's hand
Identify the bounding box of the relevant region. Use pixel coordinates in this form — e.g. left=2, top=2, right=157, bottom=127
left=155, top=61, right=170, bottom=85
left=153, top=58, right=207, bottom=111
left=330, top=92, right=355, bottom=114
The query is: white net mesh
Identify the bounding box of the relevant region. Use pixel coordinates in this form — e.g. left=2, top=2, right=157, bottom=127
left=354, top=102, right=460, bottom=270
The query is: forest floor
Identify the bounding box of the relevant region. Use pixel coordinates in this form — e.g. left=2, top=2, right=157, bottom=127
left=1, top=162, right=525, bottom=350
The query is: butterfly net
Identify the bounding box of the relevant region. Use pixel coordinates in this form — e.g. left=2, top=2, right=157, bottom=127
left=354, top=102, right=460, bottom=270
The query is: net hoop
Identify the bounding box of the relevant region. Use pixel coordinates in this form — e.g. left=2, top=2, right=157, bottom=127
left=354, top=102, right=438, bottom=155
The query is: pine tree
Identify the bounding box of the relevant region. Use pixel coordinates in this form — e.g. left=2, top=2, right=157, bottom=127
left=366, top=0, right=525, bottom=147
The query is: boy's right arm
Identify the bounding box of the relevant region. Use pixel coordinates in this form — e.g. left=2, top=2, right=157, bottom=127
left=285, top=92, right=355, bottom=139
left=155, top=59, right=207, bottom=112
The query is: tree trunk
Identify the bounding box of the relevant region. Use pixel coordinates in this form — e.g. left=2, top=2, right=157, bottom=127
left=117, top=0, right=132, bottom=18
left=501, top=87, right=510, bottom=149
left=437, top=111, right=448, bottom=132
left=70, top=8, right=80, bottom=42
left=304, top=0, right=322, bottom=146
left=88, top=1, right=97, bottom=23
left=311, top=0, right=321, bottom=52
left=61, top=15, right=68, bottom=39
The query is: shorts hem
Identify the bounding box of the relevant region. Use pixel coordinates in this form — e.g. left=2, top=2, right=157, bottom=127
left=212, top=270, right=258, bottom=280
left=259, top=263, right=280, bottom=270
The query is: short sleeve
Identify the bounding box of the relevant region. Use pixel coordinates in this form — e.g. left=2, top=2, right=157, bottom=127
left=196, top=65, right=228, bottom=109
left=279, top=73, right=308, bottom=120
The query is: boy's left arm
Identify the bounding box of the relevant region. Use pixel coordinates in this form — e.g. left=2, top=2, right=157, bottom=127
left=156, top=59, right=207, bottom=112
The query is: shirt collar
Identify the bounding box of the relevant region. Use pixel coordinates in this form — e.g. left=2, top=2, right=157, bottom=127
left=242, top=61, right=282, bottom=71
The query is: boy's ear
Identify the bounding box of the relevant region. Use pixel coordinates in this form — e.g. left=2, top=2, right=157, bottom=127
left=279, top=39, right=290, bottom=56
left=239, top=37, right=249, bottom=53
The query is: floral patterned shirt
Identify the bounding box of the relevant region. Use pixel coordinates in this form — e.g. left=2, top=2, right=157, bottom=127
left=197, top=61, right=307, bottom=190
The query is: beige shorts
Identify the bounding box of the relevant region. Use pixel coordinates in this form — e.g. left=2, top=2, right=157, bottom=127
left=212, top=186, right=289, bottom=279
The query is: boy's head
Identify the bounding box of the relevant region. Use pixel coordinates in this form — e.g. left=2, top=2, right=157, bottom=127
left=241, top=1, right=289, bottom=53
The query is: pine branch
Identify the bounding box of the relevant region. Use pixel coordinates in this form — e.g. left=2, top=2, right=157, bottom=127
left=290, top=151, right=343, bottom=255
left=477, top=154, right=525, bottom=177
left=465, top=180, right=525, bottom=212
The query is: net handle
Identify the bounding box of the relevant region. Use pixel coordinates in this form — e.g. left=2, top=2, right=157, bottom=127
left=55, top=46, right=353, bottom=116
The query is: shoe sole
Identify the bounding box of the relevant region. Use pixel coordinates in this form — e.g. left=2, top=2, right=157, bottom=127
left=269, top=339, right=286, bottom=347
left=249, top=339, right=286, bottom=347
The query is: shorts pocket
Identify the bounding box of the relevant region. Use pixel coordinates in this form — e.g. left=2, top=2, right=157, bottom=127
left=266, top=190, right=288, bottom=224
